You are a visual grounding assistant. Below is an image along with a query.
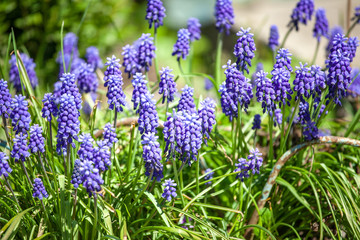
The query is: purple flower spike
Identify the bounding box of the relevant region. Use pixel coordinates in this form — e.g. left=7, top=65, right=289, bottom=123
left=63, top=33, right=79, bottom=57
left=10, top=95, right=31, bottom=135
left=77, top=63, right=98, bottom=93
left=289, top=0, right=314, bottom=31
left=273, top=48, right=293, bottom=72
left=273, top=108, right=282, bottom=127
left=205, top=78, right=214, bottom=91
left=178, top=85, right=196, bottom=113
left=272, top=67, right=293, bottom=108
left=56, top=94, right=80, bottom=155
left=60, top=73, right=82, bottom=111
left=347, top=37, right=359, bottom=62
left=32, top=178, right=48, bottom=200
left=198, top=98, right=216, bottom=144
left=313, top=8, right=329, bottom=41
left=29, top=125, right=45, bottom=154
left=303, top=121, right=319, bottom=140
left=215, top=0, right=234, bottom=35
left=159, top=67, right=177, bottom=104
left=187, top=18, right=201, bottom=42
left=222, top=60, right=253, bottom=115
left=79, top=159, right=104, bottom=197
left=164, top=110, right=185, bottom=160
left=0, top=79, right=12, bottom=119
left=138, top=93, right=159, bottom=136
left=233, top=27, right=256, bottom=74
left=146, top=0, right=166, bottom=31
left=352, top=6, right=360, bottom=24
left=85, top=46, right=103, bottom=70
left=252, top=114, right=261, bottom=130
left=255, top=70, right=276, bottom=115
left=136, top=33, right=156, bottom=72
left=78, top=133, right=94, bottom=160
left=132, top=73, right=148, bottom=111
left=172, top=29, right=191, bottom=61
left=325, top=34, right=352, bottom=105
left=162, top=179, right=177, bottom=202
left=42, top=93, right=58, bottom=121
left=103, top=123, right=118, bottom=147
left=349, top=68, right=360, bottom=96
left=310, top=65, right=326, bottom=96
left=141, top=132, right=164, bottom=181
left=104, top=55, right=121, bottom=82
left=268, top=25, right=279, bottom=51
left=297, top=101, right=311, bottom=125
left=122, top=45, right=139, bottom=78
left=234, top=148, right=263, bottom=181
left=326, top=26, right=343, bottom=56
left=0, top=152, right=12, bottom=177
left=93, top=140, right=111, bottom=172
left=204, top=169, right=214, bottom=185
left=180, top=111, right=202, bottom=165
left=11, top=133, right=30, bottom=162
left=105, top=75, right=127, bottom=113
left=9, top=53, right=38, bottom=93
left=71, top=159, right=83, bottom=189
left=293, top=62, right=314, bottom=101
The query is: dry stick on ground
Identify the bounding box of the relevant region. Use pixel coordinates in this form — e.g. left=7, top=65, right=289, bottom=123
left=244, top=136, right=360, bottom=239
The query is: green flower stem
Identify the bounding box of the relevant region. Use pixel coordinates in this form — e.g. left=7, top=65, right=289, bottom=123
left=346, top=21, right=358, bottom=37
left=20, top=160, right=32, bottom=185
left=92, top=194, right=98, bottom=240
left=280, top=99, right=300, bottom=154
left=60, top=21, right=66, bottom=74
left=72, top=189, right=77, bottom=220
left=246, top=136, right=360, bottom=237
left=311, top=40, right=320, bottom=65
left=279, top=26, right=293, bottom=49
left=130, top=169, right=154, bottom=211
left=153, top=29, right=160, bottom=84
left=215, top=32, right=223, bottom=88
left=41, top=199, right=52, bottom=231
left=178, top=60, right=190, bottom=85
left=2, top=116, right=11, bottom=150
left=38, top=152, right=51, bottom=191
left=4, top=176, right=20, bottom=209
left=196, top=153, right=200, bottom=195
left=125, top=125, right=136, bottom=182
left=231, top=120, right=236, bottom=159
left=345, top=105, right=360, bottom=137
left=268, top=117, right=274, bottom=165
left=66, top=143, right=71, bottom=183
left=237, top=107, right=243, bottom=158
left=171, top=154, right=186, bottom=208
left=280, top=105, right=286, bottom=152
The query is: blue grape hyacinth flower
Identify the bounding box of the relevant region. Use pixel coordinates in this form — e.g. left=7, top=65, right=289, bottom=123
left=10, top=95, right=31, bottom=135
left=136, top=33, right=156, bottom=72
left=233, top=27, right=256, bottom=74
left=0, top=152, right=12, bottom=177
left=178, top=85, right=196, bottom=113
left=252, top=114, right=261, bottom=130
left=71, top=159, right=83, bottom=189
left=159, top=67, right=177, bottom=104
left=204, top=169, right=214, bottom=185
left=268, top=25, right=279, bottom=51
left=9, top=53, right=38, bottom=93
left=187, top=18, right=201, bottom=42
left=214, top=0, right=234, bottom=35
left=141, top=132, right=164, bottom=181
left=85, top=46, right=103, bottom=70
left=172, top=29, right=191, bottom=61
left=0, top=79, right=12, bottom=119
left=29, top=125, right=45, bottom=154
left=162, top=179, right=177, bottom=202
left=313, top=8, right=329, bottom=41
left=11, top=133, right=30, bottom=162
left=41, top=93, right=58, bottom=121
left=105, top=75, right=127, bottom=113
left=146, top=0, right=166, bottom=31
left=33, top=178, right=49, bottom=200
left=198, top=98, right=216, bottom=144
left=289, top=0, right=314, bottom=31
left=138, top=93, right=159, bottom=136
left=132, top=73, right=148, bottom=111
left=234, top=148, right=263, bottom=181
left=60, top=73, right=82, bottom=111
left=77, top=133, right=94, bottom=160
left=103, top=123, right=118, bottom=148
left=77, top=63, right=98, bottom=94
left=255, top=70, right=276, bottom=115
left=122, top=44, right=139, bottom=78
left=79, top=159, right=104, bottom=197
